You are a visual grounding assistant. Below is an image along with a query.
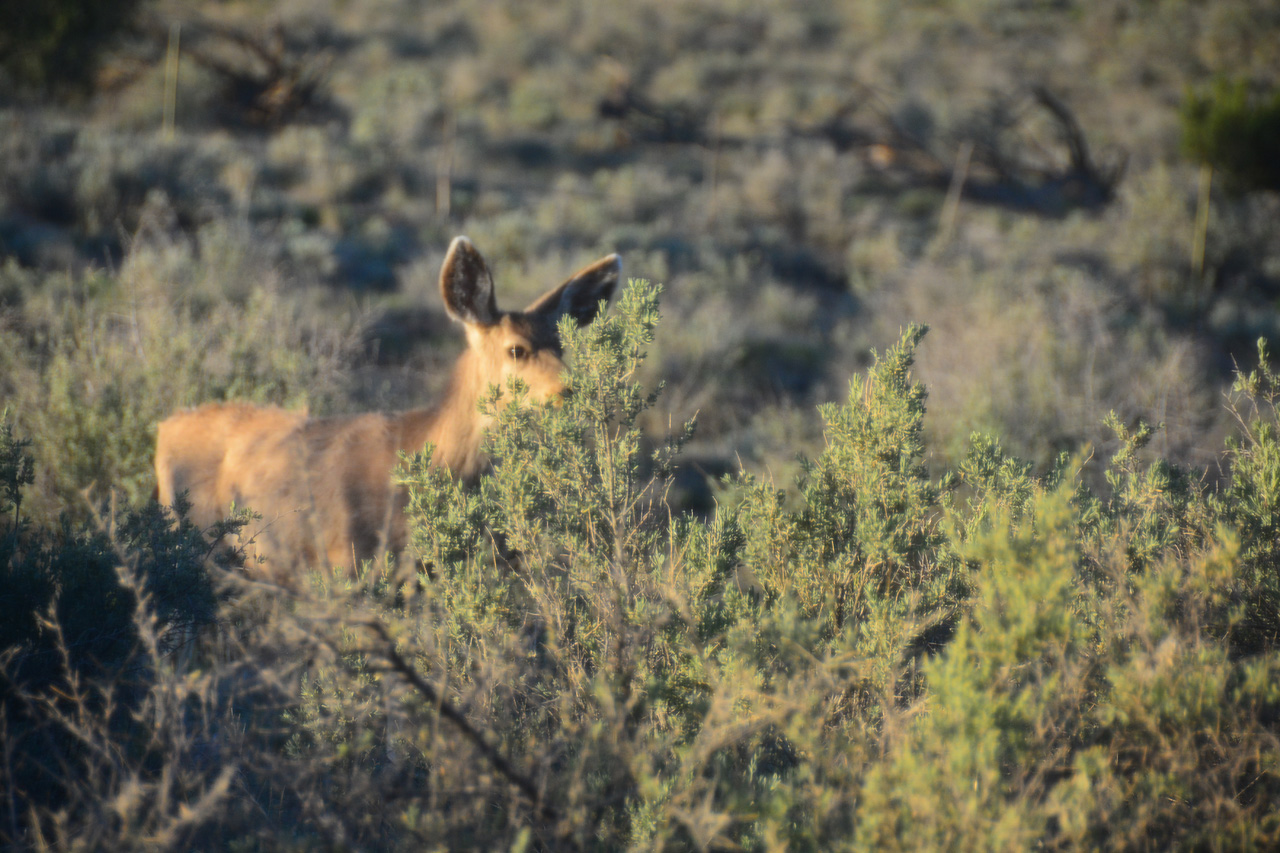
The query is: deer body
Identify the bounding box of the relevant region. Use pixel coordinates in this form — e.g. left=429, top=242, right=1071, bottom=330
left=155, top=402, right=308, bottom=532
left=155, top=237, right=620, bottom=580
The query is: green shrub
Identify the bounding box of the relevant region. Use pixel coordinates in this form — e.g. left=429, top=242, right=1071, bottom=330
left=857, top=484, right=1088, bottom=849
left=1183, top=77, right=1280, bottom=192
left=0, top=0, right=145, bottom=95
left=1212, top=339, right=1280, bottom=654
left=858, top=480, right=1280, bottom=850
left=357, top=295, right=1280, bottom=847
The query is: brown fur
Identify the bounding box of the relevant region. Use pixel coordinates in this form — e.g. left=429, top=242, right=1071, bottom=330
left=155, top=403, right=308, bottom=531
left=154, top=237, right=619, bottom=582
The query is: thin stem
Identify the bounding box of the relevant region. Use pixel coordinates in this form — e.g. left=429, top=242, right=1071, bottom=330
left=358, top=619, right=557, bottom=824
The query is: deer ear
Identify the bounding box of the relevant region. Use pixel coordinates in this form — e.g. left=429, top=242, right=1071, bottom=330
left=526, top=253, right=621, bottom=327
left=439, top=236, right=497, bottom=325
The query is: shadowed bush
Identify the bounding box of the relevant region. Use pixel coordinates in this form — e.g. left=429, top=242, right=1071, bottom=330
left=1183, top=78, right=1280, bottom=192
left=0, top=0, right=144, bottom=96
left=1, top=411, right=232, bottom=848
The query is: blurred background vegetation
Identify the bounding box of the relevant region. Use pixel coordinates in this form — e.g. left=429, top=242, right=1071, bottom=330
left=1, top=0, right=1277, bottom=520
left=4, top=1, right=1280, bottom=847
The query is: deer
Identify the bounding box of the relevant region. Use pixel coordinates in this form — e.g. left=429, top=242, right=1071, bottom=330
left=155, top=236, right=620, bottom=582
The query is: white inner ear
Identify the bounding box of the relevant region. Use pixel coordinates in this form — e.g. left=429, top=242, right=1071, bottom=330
left=473, top=273, right=496, bottom=324
left=441, top=236, right=499, bottom=325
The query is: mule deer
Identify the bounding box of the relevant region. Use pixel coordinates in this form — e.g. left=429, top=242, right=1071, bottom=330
left=155, top=236, right=620, bottom=581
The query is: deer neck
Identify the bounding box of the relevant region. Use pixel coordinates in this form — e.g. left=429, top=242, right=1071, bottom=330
left=396, top=349, right=491, bottom=482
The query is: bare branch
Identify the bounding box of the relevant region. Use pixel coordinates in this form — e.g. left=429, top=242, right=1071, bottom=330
left=355, top=619, right=558, bottom=824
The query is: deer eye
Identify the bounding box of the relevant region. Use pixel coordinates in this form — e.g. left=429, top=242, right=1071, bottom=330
left=508, top=344, right=529, bottom=360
